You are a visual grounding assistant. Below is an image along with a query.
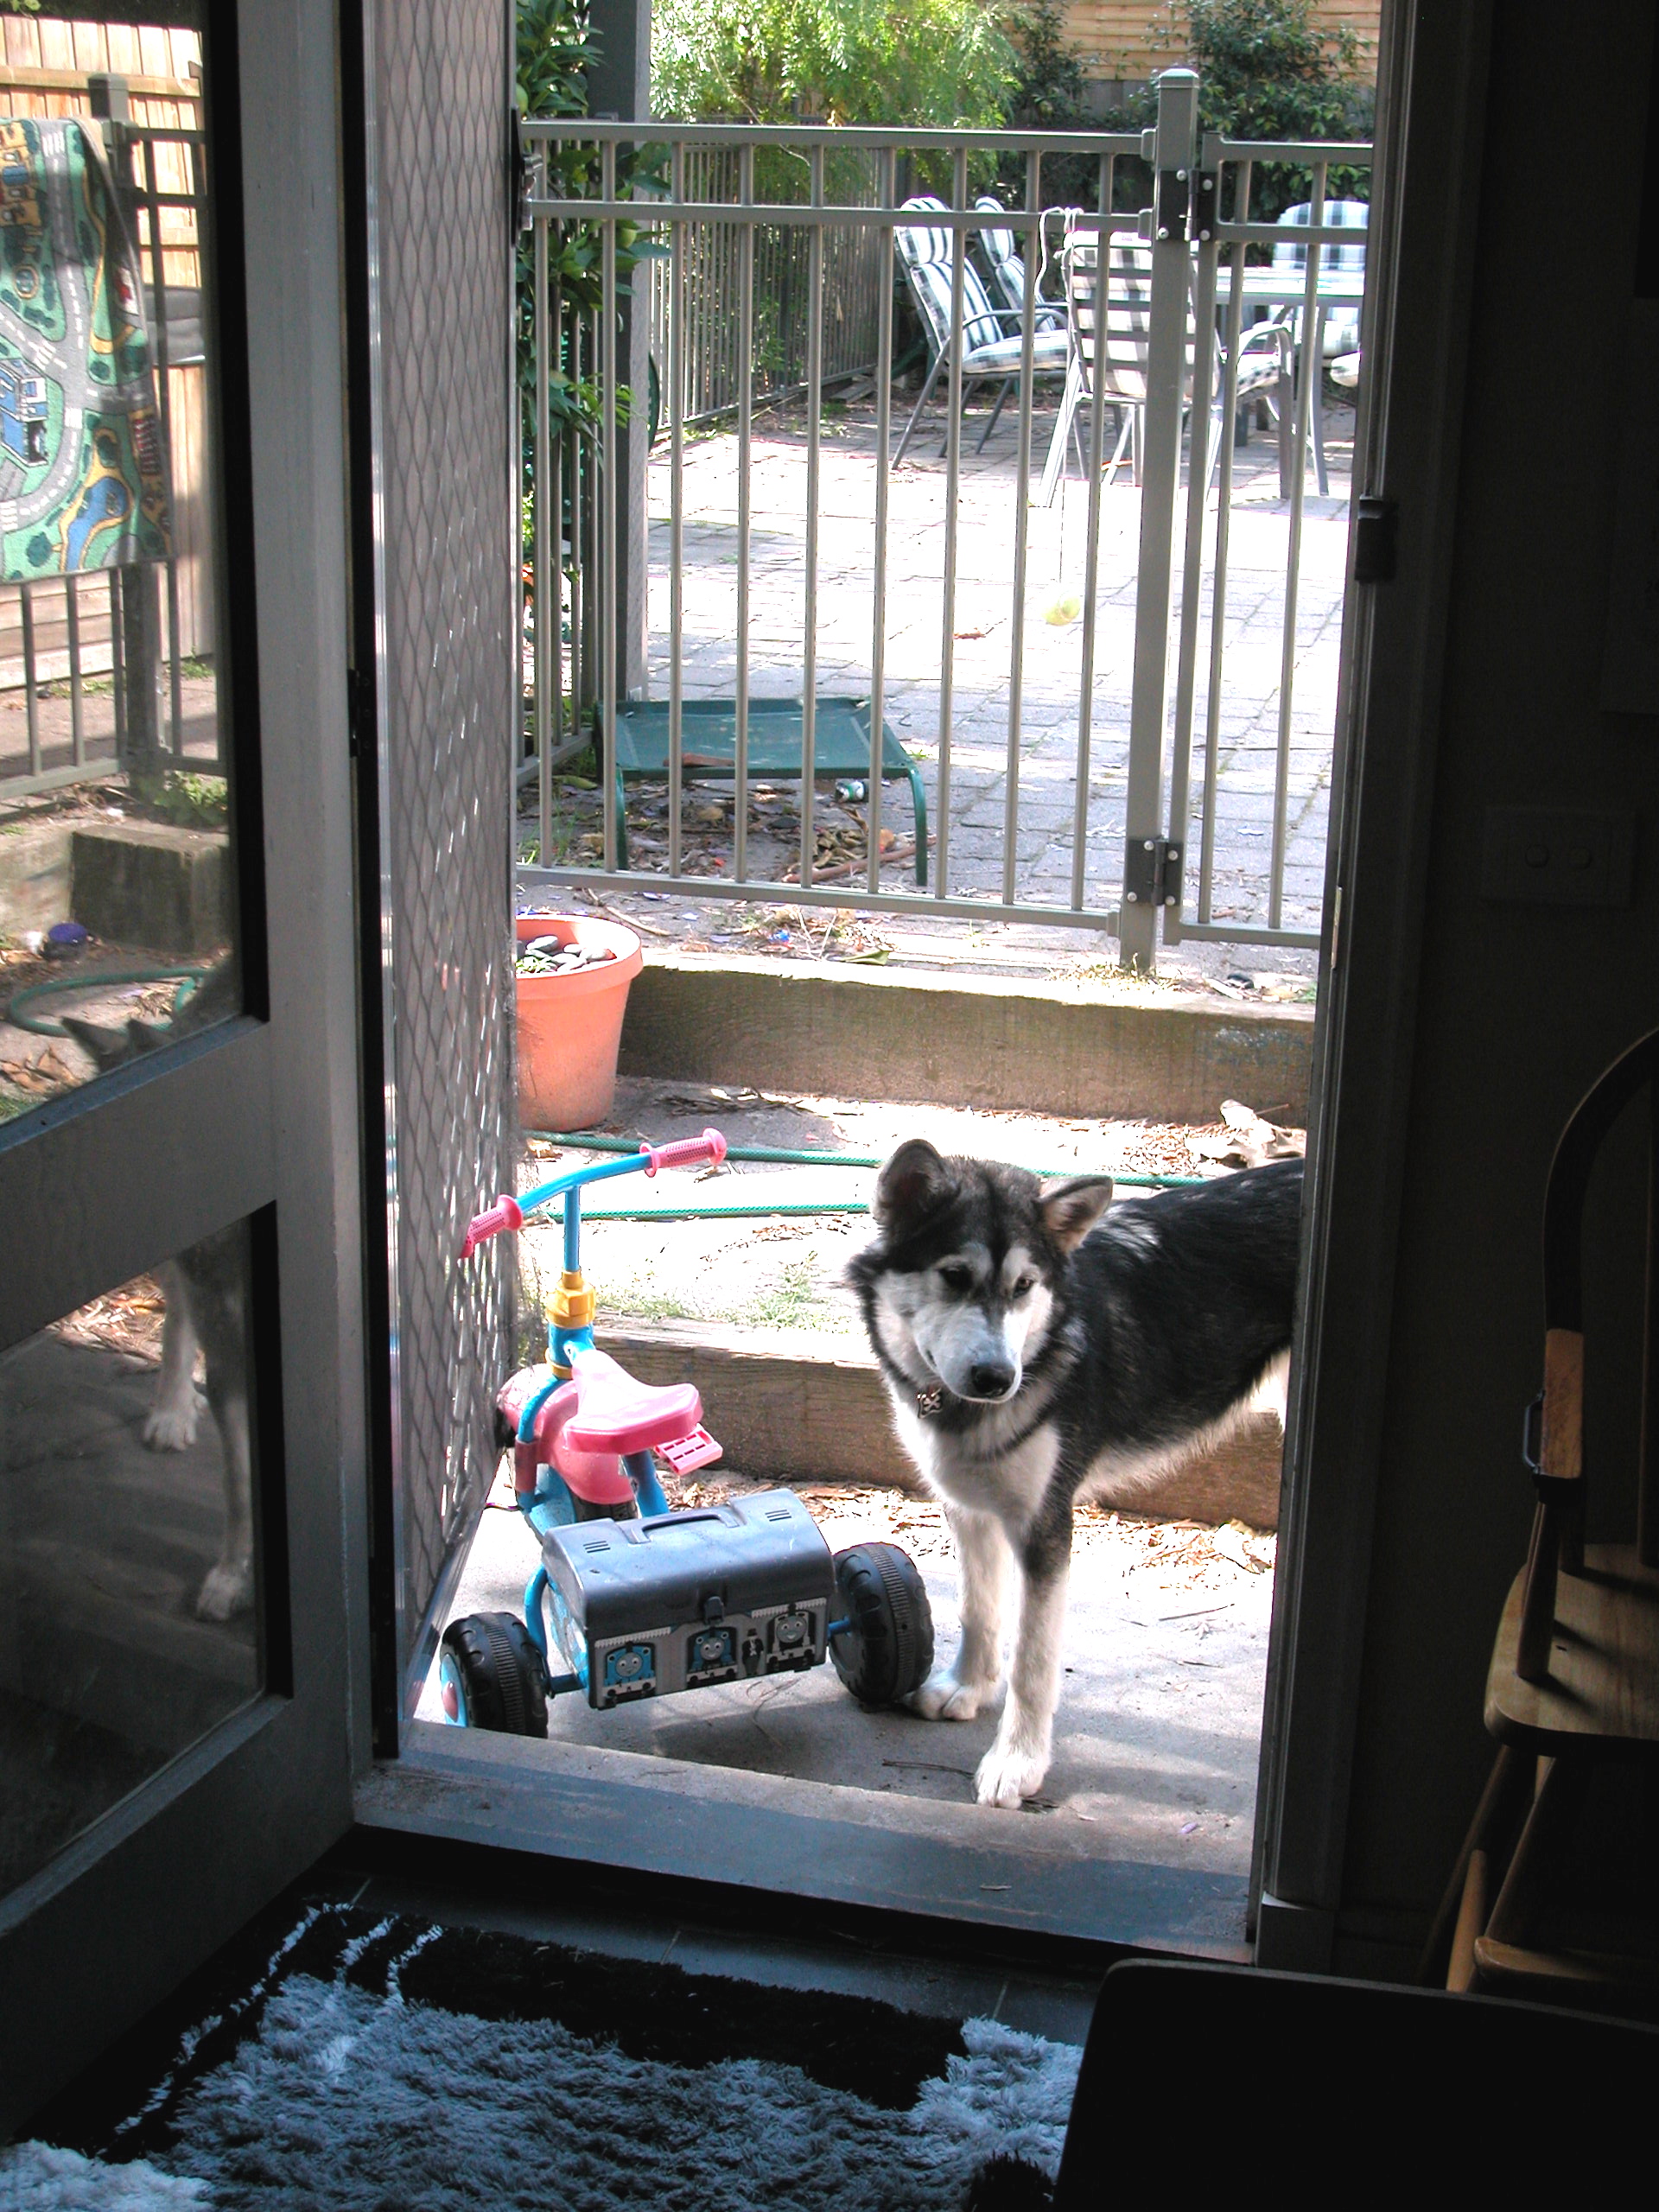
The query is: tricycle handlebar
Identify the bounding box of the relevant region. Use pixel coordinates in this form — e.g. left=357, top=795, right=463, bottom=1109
left=461, top=1194, right=524, bottom=1260
left=460, top=1128, right=729, bottom=1257
left=639, top=1128, right=727, bottom=1176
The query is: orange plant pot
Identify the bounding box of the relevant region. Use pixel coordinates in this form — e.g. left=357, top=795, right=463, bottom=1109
left=513, top=913, right=644, bottom=1130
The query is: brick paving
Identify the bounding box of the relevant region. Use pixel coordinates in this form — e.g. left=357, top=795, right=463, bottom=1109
left=631, top=383, right=1352, bottom=977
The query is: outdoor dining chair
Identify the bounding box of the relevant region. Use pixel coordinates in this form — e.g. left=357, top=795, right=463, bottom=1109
left=889, top=196, right=1070, bottom=469
left=1272, top=198, right=1369, bottom=359
left=1037, top=216, right=1290, bottom=508
left=1268, top=199, right=1368, bottom=495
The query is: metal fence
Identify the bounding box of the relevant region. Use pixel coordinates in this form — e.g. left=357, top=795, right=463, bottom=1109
left=648, top=143, right=887, bottom=423
left=520, top=74, right=1370, bottom=969
left=0, top=107, right=219, bottom=801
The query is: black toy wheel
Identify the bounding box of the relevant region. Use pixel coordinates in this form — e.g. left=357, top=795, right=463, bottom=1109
left=829, top=1542, right=934, bottom=1707
left=437, top=1611, right=549, bottom=1737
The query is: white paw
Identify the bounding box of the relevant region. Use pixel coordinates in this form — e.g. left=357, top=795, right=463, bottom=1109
left=975, top=1738, right=1049, bottom=1808
left=196, top=1556, right=253, bottom=1621
left=911, top=1667, right=995, bottom=1721
left=144, top=1394, right=205, bottom=1451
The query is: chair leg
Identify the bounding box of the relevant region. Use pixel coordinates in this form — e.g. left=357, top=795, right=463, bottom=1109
left=1446, top=1848, right=1490, bottom=1994
left=1312, top=369, right=1330, bottom=497
left=891, top=352, right=944, bottom=471
left=1276, top=365, right=1293, bottom=499
left=1038, top=357, right=1081, bottom=507
left=1419, top=1743, right=1530, bottom=1986
left=1102, top=404, right=1135, bottom=489
left=976, top=378, right=1014, bottom=454
left=1516, top=1498, right=1561, bottom=1684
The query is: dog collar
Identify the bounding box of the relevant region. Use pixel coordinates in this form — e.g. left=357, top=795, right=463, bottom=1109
left=914, top=1385, right=945, bottom=1416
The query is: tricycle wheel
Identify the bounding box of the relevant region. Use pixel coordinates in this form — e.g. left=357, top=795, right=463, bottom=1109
left=829, top=1542, right=934, bottom=1707
left=438, top=1611, right=549, bottom=1737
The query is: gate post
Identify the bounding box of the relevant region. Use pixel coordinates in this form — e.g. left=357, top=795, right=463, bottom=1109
left=1119, top=67, right=1198, bottom=971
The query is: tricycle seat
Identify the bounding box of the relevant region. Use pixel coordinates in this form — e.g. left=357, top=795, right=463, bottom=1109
left=565, top=1349, right=702, bottom=1455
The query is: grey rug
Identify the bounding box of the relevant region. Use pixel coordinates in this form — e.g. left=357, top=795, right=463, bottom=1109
left=5, top=1908, right=1079, bottom=2211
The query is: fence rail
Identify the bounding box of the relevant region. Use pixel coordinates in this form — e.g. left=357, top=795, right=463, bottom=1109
left=520, top=83, right=1371, bottom=967
left=0, top=106, right=220, bottom=804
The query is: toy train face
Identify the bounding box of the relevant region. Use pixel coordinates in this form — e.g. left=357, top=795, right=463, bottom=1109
left=540, top=1489, right=837, bottom=1709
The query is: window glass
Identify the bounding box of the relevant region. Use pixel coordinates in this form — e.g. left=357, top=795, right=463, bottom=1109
left=0, top=1222, right=261, bottom=1898
left=0, top=6, right=238, bottom=1124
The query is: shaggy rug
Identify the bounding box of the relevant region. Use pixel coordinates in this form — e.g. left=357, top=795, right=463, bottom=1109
left=6, top=1906, right=1081, bottom=2211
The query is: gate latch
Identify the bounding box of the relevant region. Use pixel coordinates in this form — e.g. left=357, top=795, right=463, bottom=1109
left=1154, top=166, right=1191, bottom=243
left=1122, top=836, right=1183, bottom=911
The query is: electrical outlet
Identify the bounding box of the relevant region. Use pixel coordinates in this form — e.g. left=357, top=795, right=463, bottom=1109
left=1480, top=806, right=1635, bottom=907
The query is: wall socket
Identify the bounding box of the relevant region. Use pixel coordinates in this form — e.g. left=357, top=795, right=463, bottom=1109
left=1480, top=806, right=1636, bottom=907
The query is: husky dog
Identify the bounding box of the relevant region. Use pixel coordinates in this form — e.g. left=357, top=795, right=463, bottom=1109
left=849, top=1141, right=1302, bottom=1808
left=63, top=963, right=253, bottom=1621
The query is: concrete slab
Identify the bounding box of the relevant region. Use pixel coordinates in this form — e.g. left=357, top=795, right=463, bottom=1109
left=416, top=1467, right=1273, bottom=1881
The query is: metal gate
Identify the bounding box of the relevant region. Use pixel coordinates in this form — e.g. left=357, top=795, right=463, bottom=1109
left=518, top=74, right=1370, bottom=969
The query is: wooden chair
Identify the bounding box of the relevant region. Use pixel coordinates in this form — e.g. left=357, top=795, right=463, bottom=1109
left=1423, top=1027, right=1659, bottom=1999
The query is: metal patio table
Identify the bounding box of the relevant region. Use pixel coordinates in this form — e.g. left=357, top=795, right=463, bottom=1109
left=1212, top=266, right=1367, bottom=495
left=595, top=696, right=929, bottom=885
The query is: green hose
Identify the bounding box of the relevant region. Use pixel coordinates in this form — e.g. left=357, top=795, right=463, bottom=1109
left=7, top=965, right=207, bottom=1038
left=552, top=1201, right=864, bottom=1222
left=530, top=1127, right=1203, bottom=1189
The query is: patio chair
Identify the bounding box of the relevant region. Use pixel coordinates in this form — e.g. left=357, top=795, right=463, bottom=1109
left=890, top=196, right=1070, bottom=469
left=1037, top=218, right=1290, bottom=508
left=1270, top=199, right=1368, bottom=495
left=1272, top=198, right=1368, bottom=359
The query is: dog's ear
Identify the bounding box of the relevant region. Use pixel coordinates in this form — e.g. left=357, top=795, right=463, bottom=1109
left=874, top=1139, right=956, bottom=1237
left=1039, top=1174, right=1114, bottom=1252
left=60, top=1014, right=137, bottom=1072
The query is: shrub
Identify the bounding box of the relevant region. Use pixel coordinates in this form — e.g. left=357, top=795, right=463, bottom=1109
left=1097, top=0, right=1373, bottom=223
left=652, top=0, right=1019, bottom=132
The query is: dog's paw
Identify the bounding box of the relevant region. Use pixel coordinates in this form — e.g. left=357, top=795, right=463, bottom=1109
left=196, top=1556, right=254, bottom=1621
left=144, top=1392, right=205, bottom=1451
left=975, top=1738, right=1049, bottom=1809
left=911, top=1667, right=993, bottom=1721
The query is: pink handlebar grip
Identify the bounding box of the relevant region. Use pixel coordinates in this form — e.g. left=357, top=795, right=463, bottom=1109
left=461, top=1194, right=524, bottom=1260
left=639, top=1127, right=728, bottom=1177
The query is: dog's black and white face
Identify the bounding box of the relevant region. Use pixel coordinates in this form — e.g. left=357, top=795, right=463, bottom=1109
left=849, top=1139, right=1114, bottom=1404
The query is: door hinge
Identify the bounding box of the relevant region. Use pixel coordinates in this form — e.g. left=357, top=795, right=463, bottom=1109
left=1352, top=495, right=1398, bottom=583
left=1122, top=835, right=1183, bottom=912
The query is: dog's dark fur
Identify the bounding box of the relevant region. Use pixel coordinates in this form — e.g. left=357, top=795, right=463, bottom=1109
left=63, top=963, right=253, bottom=1621
left=849, top=1141, right=1302, bottom=1806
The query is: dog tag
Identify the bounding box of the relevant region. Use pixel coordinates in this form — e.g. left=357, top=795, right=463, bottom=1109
left=658, top=1427, right=722, bottom=1476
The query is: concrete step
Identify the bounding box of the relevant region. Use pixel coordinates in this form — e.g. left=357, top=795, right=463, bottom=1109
left=606, top=1315, right=1282, bottom=1529
left=620, top=950, right=1314, bottom=1123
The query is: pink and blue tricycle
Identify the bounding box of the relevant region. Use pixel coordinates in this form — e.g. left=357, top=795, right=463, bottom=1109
left=437, top=1128, right=932, bottom=1736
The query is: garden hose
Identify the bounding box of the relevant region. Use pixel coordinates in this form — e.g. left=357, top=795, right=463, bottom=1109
left=529, top=1128, right=1203, bottom=1190
left=6, top=964, right=208, bottom=1038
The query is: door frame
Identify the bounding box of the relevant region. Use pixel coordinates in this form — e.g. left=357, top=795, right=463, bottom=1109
left=1249, top=0, right=1497, bottom=1969
left=0, top=0, right=368, bottom=2129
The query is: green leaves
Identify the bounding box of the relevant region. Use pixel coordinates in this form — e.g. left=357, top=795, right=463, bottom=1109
left=652, top=0, right=1019, bottom=131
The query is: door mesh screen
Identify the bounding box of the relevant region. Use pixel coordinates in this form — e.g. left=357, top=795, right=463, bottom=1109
left=372, top=0, right=515, bottom=1699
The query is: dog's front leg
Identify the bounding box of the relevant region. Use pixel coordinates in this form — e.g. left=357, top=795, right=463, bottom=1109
left=143, top=1262, right=203, bottom=1450
left=196, top=1382, right=254, bottom=1621
left=976, top=1519, right=1071, bottom=1808
left=912, top=1504, right=1007, bottom=1720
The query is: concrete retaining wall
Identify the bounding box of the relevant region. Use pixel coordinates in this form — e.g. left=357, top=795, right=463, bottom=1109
left=619, top=953, right=1313, bottom=1123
